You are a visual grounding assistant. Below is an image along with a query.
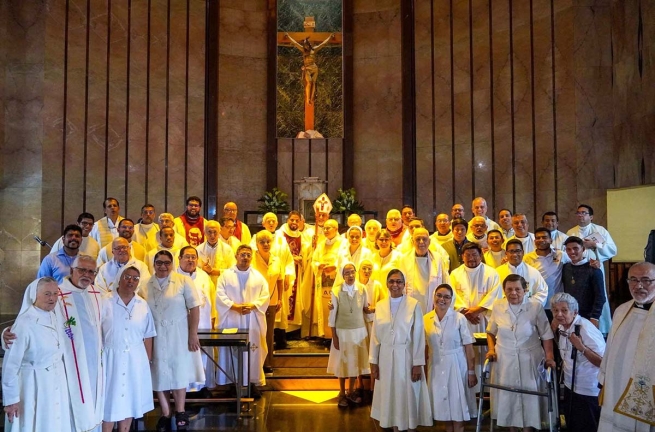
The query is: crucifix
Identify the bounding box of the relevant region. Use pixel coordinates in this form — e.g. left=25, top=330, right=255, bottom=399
left=278, top=17, right=342, bottom=131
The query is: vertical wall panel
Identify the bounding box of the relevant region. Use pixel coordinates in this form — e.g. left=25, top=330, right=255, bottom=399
left=186, top=0, right=205, bottom=201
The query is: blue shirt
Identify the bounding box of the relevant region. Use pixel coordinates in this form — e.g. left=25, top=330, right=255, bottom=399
left=37, top=249, right=77, bottom=284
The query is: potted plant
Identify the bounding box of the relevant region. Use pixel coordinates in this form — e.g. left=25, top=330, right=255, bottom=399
left=257, top=188, right=291, bottom=220
left=332, top=188, right=365, bottom=223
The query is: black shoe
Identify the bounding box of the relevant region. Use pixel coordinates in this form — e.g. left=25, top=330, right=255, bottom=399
left=263, top=365, right=274, bottom=374
left=175, top=411, right=190, bottom=431
left=156, top=415, right=171, bottom=432
left=250, top=384, right=262, bottom=399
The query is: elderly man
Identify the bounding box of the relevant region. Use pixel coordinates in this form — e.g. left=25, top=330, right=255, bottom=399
left=158, top=212, right=189, bottom=250
left=401, top=205, right=415, bottom=227
left=38, top=224, right=83, bottom=284
left=398, top=227, right=449, bottom=314
left=398, top=217, right=428, bottom=254
left=197, top=220, right=236, bottom=285
left=218, top=217, right=241, bottom=253
left=97, top=218, right=146, bottom=265
left=90, top=197, right=124, bottom=248
left=483, top=229, right=506, bottom=268
left=52, top=212, right=101, bottom=259
left=385, top=209, right=406, bottom=246
left=497, top=208, right=514, bottom=239
left=223, top=201, right=251, bottom=245
left=4, top=254, right=109, bottom=432
left=506, top=213, right=536, bottom=253
left=561, top=236, right=606, bottom=328
left=215, top=245, right=269, bottom=395
left=567, top=204, right=617, bottom=335
left=95, top=237, right=150, bottom=293
left=442, top=218, right=471, bottom=272
left=145, top=227, right=181, bottom=274
left=133, top=204, right=160, bottom=252
left=598, top=262, right=655, bottom=431
left=177, top=246, right=217, bottom=391
left=540, top=211, right=567, bottom=251
left=467, top=216, right=490, bottom=251
left=311, top=219, right=344, bottom=338
left=451, top=203, right=465, bottom=220
left=173, top=196, right=207, bottom=247
left=471, top=197, right=501, bottom=232
left=495, top=239, right=548, bottom=306
left=431, top=213, right=453, bottom=245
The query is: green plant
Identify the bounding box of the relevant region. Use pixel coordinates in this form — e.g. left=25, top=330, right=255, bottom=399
left=332, top=188, right=365, bottom=216
left=257, top=188, right=291, bottom=213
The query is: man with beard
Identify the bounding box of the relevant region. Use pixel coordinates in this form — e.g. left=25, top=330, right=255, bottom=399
left=197, top=220, right=236, bottom=285
left=90, top=197, right=124, bottom=248
left=96, top=218, right=146, bottom=265
left=174, top=196, right=207, bottom=247
left=38, top=224, right=83, bottom=283
left=542, top=211, right=568, bottom=251
left=505, top=213, right=536, bottom=254
left=133, top=204, right=160, bottom=252
left=495, top=239, right=548, bottom=306
left=5, top=255, right=110, bottom=432
left=497, top=208, right=514, bottom=239
left=52, top=212, right=101, bottom=259
left=276, top=211, right=306, bottom=339
left=451, top=203, right=466, bottom=221
left=598, top=262, right=655, bottom=431
left=467, top=216, right=490, bottom=251
left=223, top=201, right=251, bottom=245
left=94, top=237, right=150, bottom=293
left=470, top=197, right=501, bottom=232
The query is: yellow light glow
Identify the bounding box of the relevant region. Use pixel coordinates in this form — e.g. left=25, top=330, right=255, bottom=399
left=281, top=390, right=341, bottom=404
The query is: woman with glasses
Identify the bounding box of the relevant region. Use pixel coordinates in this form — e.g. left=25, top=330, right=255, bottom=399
left=143, top=250, right=204, bottom=432
left=371, top=229, right=401, bottom=291
left=369, top=269, right=432, bottom=432
left=424, top=284, right=477, bottom=432
left=102, top=267, right=156, bottom=432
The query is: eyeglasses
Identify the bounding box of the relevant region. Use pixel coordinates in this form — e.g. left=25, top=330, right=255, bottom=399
left=575, top=211, right=589, bottom=216
left=79, top=221, right=94, bottom=226
left=387, top=279, right=405, bottom=286
left=414, top=237, right=429, bottom=244
left=224, top=208, right=237, bottom=213
left=238, top=253, right=252, bottom=258
left=187, top=203, right=201, bottom=208
left=113, top=246, right=129, bottom=251
left=436, top=219, right=449, bottom=223
left=74, top=267, right=97, bottom=276
left=155, top=260, right=172, bottom=267
left=435, top=294, right=452, bottom=300
left=387, top=217, right=400, bottom=222
left=506, top=249, right=523, bottom=254
left=472, top=224, right=486, bottom=228
left=123, top=275, right=140, bottom=282
left=627, top=278, right=655, bottom=287
left=181, top=255, right=197, bottom=261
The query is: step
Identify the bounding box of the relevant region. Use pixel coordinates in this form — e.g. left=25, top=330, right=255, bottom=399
left=265, top=367, right=339, bottom=390
left=272, top=351, right=329, bottom=368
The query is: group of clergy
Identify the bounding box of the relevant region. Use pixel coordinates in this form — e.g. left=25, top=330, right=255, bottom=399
left=3, top=192, right=654, bottom=432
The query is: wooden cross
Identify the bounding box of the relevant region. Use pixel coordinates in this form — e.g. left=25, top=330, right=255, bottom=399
left=278, top=17, right=342, bottom=132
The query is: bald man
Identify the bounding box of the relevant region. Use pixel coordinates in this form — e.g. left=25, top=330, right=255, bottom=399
left=385, top=209, right=406, bottom=246
left=470, top=197, right=501, bottom=232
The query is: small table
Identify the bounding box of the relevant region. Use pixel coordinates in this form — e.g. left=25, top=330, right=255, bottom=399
left=198, top=329, right=251, bottom=417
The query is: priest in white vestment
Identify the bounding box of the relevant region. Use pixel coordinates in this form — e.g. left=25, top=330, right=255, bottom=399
left=497, top=209, right=515, bottom=240
left=89, top=197, right=124, bottom=248
left=398, top=228, right=449, bottom=315
left=483, top=229, right=507, bottom=268
left=157, top=213, right=189, bottom=250
left=94, top=237, right=150, bottom=294
left=431, top=213, right=454, bottom=246
left=567, top=204, right=617, bottom=335
left=144, top=227, right=181, bottom=274
left=215, top=245, right=270, bottom=387
left=495, top=239, right=548, bottom=306
left=217, top=217, right=241, bottom=253
left=133, top=204, right=160, bottom=252
left=96, top=218, right=146, bottom=265
left=469, top=197, right=501, bottom=233
left=541, top=211, right=568, bottom=251
left=505, top=213, right=536, bottom=254
left=197, top=220, right=237, bottom=286
left=598, top=262, right=655, bottom=432
left=466, top=216, right=490, bottom=251
left=52, top=212, right=101, bottom=259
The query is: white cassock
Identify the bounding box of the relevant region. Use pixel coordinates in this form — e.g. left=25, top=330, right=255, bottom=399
left=176, top=267, right=217, bottom=390
left=197, top=240, right=237, bottom=286
left=143, top=273, right=205, bottom=391
left=431, top=231, right=453, bottom=246
left=94, top=258, right=151, bottom=294
left=466, top=232, right=489, bottom=251
left=270, top=232, right=296, bottom=329
left=52, top=236, right=101, bottom=260
left=220, top=235, right=241, bottom=254
left=311, top=236, right=345, bottom=337
left=101, top=292, right=156, bottom=422
left=2, top=306, right=73, bottom=432
left=369, top=295, right=432, bottom=430
left=215, top=266, right=270, bottom=386
left=90, top=216, right=124, bottom=248
left=144, top=246, right=180, bottom=275
left=336, top=244, right=373, bottom=271
left=96, top=241, right=146, bottom=265
left=598, top=300, right=655, bottom=432
left=397, top=236, right=451, bottom=270
left=133, top=222, right=160, bottom=253
left=399, top=249, right=449, bottom=315
left=550, top=229, right=568, bottom=251
left=371, top=249, right=402, bottom=289
left=297, top=226, right=317, bottom=335
left=566, top=223, right=617, bottom=334
left=505, top=233, right=536, bottom=254
left=483, top=249, right=506, bottom=269
left=495, top=262, right=549, bottom=306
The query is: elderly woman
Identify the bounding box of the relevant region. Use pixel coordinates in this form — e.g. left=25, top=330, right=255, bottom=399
left=251, top=230, right=284, bottom=374
left=486, top=274, right=555, bottom=432
left=551, top=292, right=605, bottom=432
left=2, top=277, right=72, bottom=431
left=370, top=269, right=432, bottom=432
left=102, top=267, right=156, bottom=432
left=143, top=250, right=204, bottom=432
left=371, top=229, right=401, bottom=290
left=424, top=284, right=477, bottom=432
left=364, top=219, right=381, bottom=250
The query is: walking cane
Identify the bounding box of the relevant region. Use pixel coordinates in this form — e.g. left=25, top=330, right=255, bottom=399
left=568, top=324, right=582, bottom=426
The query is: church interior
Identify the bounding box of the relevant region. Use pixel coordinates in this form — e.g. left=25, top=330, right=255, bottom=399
left=0, top=0, right=654, bottom=430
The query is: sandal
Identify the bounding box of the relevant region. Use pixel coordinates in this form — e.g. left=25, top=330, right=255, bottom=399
left=175, top=411, right=190, bottom=430
left=156, top=415, right=171, bottom=432
left=347, top=391, right=362, bottom=404
left=337, top=393, right=348, bottom=408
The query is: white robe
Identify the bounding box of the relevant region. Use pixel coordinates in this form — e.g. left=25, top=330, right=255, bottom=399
left=399, top=249, right=449, bottom=314
left=133, top=222, right=160, bottom=252
left=90, top=216, right=124, bottom=248
left=101, top=292, right=156, bottom=422
left=197, top=240, right=237, bottom=286
left=370, top=249, right=401, bottom=291
left=505, top=233, right=536, bottom=254
left=483, top=249, right=506, bottom=269
left=311, top=236, right=345, bottom=337
left=144, top=246, right=180, bottom=275
left=550, top=229, right=568, bottom=251
left=52, top=235, right=101, bottom=260
left=96, top=241, right=146, bottom=266
left=2, top=306, right=73, bottom=432
left=567, top=223, right=617, bottom=334
left=369, top=296, right=432, bottom=430
left=495, top=262, right=549, bottom=306
left=215, top=266, right=270, bottom=386
left=598, top=301, right=655, bottom=432
left=143, top=272, right=205, bottom=391
left=94, top=258, right=151, bottom=294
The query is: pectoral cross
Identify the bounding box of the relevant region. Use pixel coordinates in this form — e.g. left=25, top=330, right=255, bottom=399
left=278, top=17, right=342, bottom=131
